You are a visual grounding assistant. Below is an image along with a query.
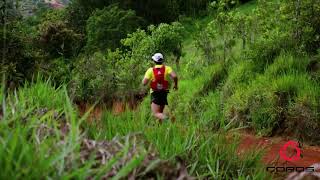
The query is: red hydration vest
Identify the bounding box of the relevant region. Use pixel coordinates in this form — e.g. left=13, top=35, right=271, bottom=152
left=150, top=65, right=169, bottom=91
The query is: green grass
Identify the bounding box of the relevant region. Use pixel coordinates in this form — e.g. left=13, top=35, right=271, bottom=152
left=0, top=79, right=269, bottom=179
left=0, top=83, right=84, bottom=179
left=220, top=52, right=320, bottom=137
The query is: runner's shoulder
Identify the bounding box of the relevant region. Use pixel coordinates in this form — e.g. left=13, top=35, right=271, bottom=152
left=144, top=67, right=154, bottom=78
left=165, top=66, right=173, bottom=73
left=146, top=67, right=153, bottom=72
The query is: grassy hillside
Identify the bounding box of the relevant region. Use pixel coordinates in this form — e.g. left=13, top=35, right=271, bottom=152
left=173, top=0, right=320, bottom=143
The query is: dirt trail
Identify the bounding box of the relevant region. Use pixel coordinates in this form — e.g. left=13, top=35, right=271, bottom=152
left=239, top=134, right=320, bottom=166
left=238, top=133, right=320, bottom=179
left=77, top=100, right=138, bottom=122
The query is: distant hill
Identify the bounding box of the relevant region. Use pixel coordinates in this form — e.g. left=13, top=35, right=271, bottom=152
left=44, top=0, right=70, bottom=8
left=20, top=0, right=70, bottom=17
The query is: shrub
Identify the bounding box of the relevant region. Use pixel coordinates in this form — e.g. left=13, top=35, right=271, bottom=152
left=70, top=52, right=116, bottom=103
left=65, top=0, right=90, bottom=33
left=149, top=22, right=184, bottom=55
left=40, top=57, right=72, bottom=85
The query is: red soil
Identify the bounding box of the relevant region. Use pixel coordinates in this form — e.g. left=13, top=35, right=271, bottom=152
left=77, top=102, right=104, bottom=122
left=239, top=133, right=320, bottom=167
left=77, top=101, right=135, bottom=121
left=112, top=101, right=126, bottom=115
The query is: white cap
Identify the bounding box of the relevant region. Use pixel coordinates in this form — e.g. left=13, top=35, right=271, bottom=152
left=152, top=53, right=164, bottom=63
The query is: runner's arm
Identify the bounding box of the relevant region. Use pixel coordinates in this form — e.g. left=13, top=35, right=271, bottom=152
left=170, top=71, right=178, bottom=90
left=142, top=78, right=149, bottom=86
left=142, top=68, right=152, bottom=86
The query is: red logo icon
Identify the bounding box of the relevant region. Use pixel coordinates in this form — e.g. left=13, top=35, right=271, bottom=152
left=279, top=140, right=301, bottom=162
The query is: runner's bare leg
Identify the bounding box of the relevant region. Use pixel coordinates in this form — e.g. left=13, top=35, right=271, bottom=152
left=160, top=105, right=165, bottom=113
left=151, top=103, right=166, bottom=123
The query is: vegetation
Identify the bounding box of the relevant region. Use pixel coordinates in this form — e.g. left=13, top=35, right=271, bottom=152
left=0, top=79, right=267, bottom=179
left=1, top=0, right=320, bottom=179
left=86, top=5, right=145, bottom=51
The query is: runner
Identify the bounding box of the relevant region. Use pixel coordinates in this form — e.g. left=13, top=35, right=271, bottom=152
left=142, top=53, right=178, bottom=123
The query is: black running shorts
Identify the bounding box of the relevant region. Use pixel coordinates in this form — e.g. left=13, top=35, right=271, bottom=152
left=151, top=91, right=168, bottom=106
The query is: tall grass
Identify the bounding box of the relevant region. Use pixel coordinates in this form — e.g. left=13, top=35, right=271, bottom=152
left=0, top=80, right=85, bottom=179
left=82, top=82, right=268, bottom=179
left=86, top=110, right=268, bottom=179
left=0, top=80, right=153, bottom=179
left=221, top=52, right=320, bottom=137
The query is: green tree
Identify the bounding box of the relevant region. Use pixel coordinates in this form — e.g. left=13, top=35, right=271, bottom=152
left=207, top=1, right=237, bottom=62
left=195, top=25, right=217, bottom=64
left=72, top=0, right=207, bottom=24
left=231, top=12, right=250, bottom=50
left=281, top=0, right=320, bottom=53
left=0, top=24, right=35, bottom=86
left=38, top=9, right=82, bottom=58
left=0, top=0, right=21, bottom=24
left=86, top=5, right=144, bottom=51
left=0, top=0, right=36, bottom=87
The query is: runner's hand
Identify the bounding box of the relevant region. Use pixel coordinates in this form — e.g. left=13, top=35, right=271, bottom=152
left=173, top=85, right=178, bottom=91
